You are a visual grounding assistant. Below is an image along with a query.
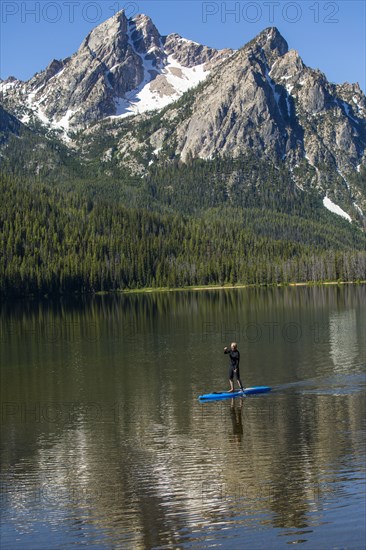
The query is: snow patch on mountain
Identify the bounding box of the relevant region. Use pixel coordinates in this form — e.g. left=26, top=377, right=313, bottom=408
left=323, top=196, right=352, bottom=222
left=57, top=110, right=75, bottom=131
left=112, top=56, right=209, bottom=118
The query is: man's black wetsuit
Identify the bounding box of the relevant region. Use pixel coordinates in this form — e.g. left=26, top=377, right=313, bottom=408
left=224, top=348, right=244, bottom=388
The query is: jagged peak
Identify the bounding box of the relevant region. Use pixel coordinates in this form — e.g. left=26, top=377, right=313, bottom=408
left=129, top=13, right=161, bottom=40
left=128, top=13, right=162, bottom=56
left=101, top=9, right=128, bottom=27
left=163, top=33, right=208, bottom=56
left=269, top=48, right=305, bottom=77
left=79, top=10, right=128, bottom=52
left=245, top=26, right=288, bottom=64
left=284, top=49, right=303, bottom=63
left=2, top=75, right=19, bottom=83
left=259, top=27, right=288, bottom=47
left=164, top=33, right=200, bottom=45
left=338, top=81, right=363, bottom=94
left=165, top=33, right=186, bottom=43
left=130, top=13, right=155, bottom=29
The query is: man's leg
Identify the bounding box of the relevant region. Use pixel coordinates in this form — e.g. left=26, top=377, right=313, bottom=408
left=236, top=369, right=245, bottom=391
left=229, top=367, right=234, bottom=391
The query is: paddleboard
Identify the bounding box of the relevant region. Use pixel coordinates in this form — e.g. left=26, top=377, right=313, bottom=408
left=199, top=386, right=271, bottom=401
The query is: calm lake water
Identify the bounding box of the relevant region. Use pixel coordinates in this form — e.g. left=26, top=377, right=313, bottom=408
left=1, top=286, right=365, bottom=549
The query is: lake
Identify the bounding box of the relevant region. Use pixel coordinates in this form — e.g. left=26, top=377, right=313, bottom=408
left=1, top=286, right=365, bottom=549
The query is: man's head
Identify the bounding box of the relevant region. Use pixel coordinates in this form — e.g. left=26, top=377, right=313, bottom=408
left=231, top=342, right=237, bottom=350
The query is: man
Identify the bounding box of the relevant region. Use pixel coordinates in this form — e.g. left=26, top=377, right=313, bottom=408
left=224, top=342, right=245, bottom=392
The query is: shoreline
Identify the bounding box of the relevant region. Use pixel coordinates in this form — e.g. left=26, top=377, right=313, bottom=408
left=1, top=280, right=365, bottom=300
left=118, top=280, right=366, bottom=295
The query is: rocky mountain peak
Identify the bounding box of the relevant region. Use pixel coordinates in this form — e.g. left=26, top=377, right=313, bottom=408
left=130, top=14, right=160, bottom=41
left=338, top=81, right=363, bottom=96
left=271, top=49, right=304, bottom=75
left=32, top=58, right=68, bottom=90
left=261, top=27, right=288, bottom=50
left=79, top=9, right=128, bottom=56
left=128, top=13, right=163, bottom=64
left=247, top=27, right=288, bottom=67
left=2, top=75, right=18, bottom=84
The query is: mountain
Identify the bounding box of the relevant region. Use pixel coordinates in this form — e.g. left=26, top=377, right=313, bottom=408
left=1, top=11, right=365, bottom=226
left=0, top=11, right=231, bottom=131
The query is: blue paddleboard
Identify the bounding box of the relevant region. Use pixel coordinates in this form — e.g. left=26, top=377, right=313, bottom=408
left=199, top=386, right=271, bottom=401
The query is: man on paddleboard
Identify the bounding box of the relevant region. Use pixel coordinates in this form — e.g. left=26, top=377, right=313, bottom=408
left=224, top=342, right=245, bottom=392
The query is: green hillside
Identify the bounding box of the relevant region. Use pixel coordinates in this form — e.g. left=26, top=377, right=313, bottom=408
left=1, top=173, right=365, bottom=297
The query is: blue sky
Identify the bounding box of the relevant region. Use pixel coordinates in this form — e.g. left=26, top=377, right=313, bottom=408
left=1, top=1, right=365, bottom=91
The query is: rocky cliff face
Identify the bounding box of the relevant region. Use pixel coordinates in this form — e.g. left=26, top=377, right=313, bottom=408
left=153, top=26, right=366, bottom=176
left=170, top=27, right=295, bottom=162
left=0, top=11, right=230, bottom=131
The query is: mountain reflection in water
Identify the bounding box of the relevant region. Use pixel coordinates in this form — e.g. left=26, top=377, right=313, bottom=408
left=1, top=286, right=365, bottom=549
